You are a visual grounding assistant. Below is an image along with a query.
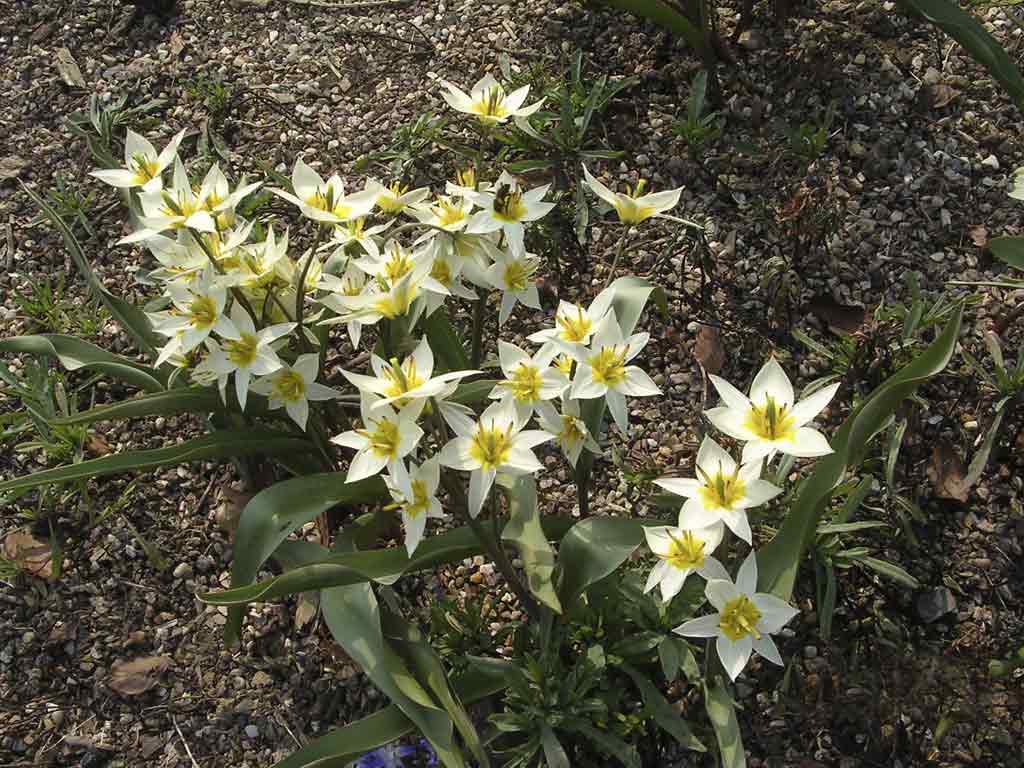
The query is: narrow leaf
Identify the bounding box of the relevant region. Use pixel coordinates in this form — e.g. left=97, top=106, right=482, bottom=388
left=500, top=475, right=562, bottom=612
left=705, top=680, right=746, bottom=768
left=0, top=335, right=165, bottom=393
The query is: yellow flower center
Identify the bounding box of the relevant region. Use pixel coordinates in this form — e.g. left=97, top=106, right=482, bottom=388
left=613, top=197, right=656, bottom=224
left=131, top=153, right=161, bottom=183
left=719, top=595, right=762, bottom=641
left=455, top=167, right=476, bottom=189
left=493, top=186, right=526, bottom=222
left=558, top=414, right=585, bottom=444
left=159, top=190, right=203, bottom=226
left=430, top=258, right=453, bottom=288
left=403, top=478, right=431, bottom=519
left=433, top=197, right=467, bottom=228
left=381, top=357, right=425, bottom=405
left=662, top=530, right=706, bottom=571
left=504, top=364, right=543, bottom=403
left=697, top=464, right=747, bottom=512
left=468, top=421, right=514, bottom=470
left=271, top=369, right=306, bottom=403
left=554, top=354, right=574, bottom=377
left=188, top=295, right=218, bottom=330
left=589, top=345, right=629, bottom=388
left=372, top=284, right=417, bottom=319
left=224, top=333, right=259, bottom=368
left=382, top=247, right=415, bottom=285
left=502, top=258, right=535, bottom=293
left=377, top=181, right=409, bottom=213
left=359, top=417, right=401, bottom=458
left=744, top=396, right=797, bottom=442
left=305, top=187, right=351, bottom=220
left=556, top=307, right=593, bottom=343
left=471, top=86, right=509, bottom=122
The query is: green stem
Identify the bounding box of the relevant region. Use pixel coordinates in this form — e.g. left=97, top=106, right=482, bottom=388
left=294, top=224, right=328, bottom=351
left=470, top=293, right=486, bottom=368
left=603, top=226, right=632, bottom=289
left=575, top=459, right=591, bottom=519
left=191, top=230, right=260, bottom=324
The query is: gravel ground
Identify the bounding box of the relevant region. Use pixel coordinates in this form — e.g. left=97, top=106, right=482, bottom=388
left=1, top=0, right=1023, bottom=766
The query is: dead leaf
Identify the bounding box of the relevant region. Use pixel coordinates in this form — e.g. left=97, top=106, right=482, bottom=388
left=87, top=434, right=112, bottom=456
left=928, top=440, right=969, bottom=502
left=168, top=30, right=186, bottom=57
left=693, top=324, right=725, bottom=375
left=108, top=656, right=171, bottom=696
left=294, top=592, right=319, bottom=629
left=2, top=531, right=55, bottom=580
left=0, top=156, right=29, bottom=184
left=54, top=47, right=86, bottom=88
left=929, top=83, right=959, bottom=109
left=216, top=485, right=253, bottom=534
left=968, top=225, right=988, bottom=249
left=808, top=295, right=867, bottom=335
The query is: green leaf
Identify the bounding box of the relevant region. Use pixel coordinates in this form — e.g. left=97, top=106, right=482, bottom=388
left=500, top=475, right=562, bottom=613
left=49, top=387, right=224, bottom=426
left=201, top=517, right=576, bottom=607
left=564, top=721, right=640, bottom=768
left=965, top=409, right=1004, bottom=487
left=320, top=581, right=464, bottom=767
left=557, top=517, right=644, bottom=605
left=658, top=636, right=681, bottom=682
left=816, top=521, right=889, bottom=535
left=0, top=428, right=311, bottom=495
left=22, top=183, right=160, bottom=356
left=848, top=554, right=921, bottom=589
left=423, top=310, right=470, bottom=372
left=0, top=335, right=165, bottom=393
left=540, top=724, right=570, bottom=768
left=705, top=680, right=746, bottom=768
left=621, top=663, right=705, bottom=751
left=893, top=0, right=1024, bottom=112
left=449, top=379, right=500, bottom=405
left=757, top=304, right=963, bottom=599
left=225, top=473, right=388, bottom=645
left=596, top=0, right=710, bottom=59
left=271, top=658, right=513, bottom=768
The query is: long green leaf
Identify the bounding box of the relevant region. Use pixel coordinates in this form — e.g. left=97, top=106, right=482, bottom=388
left=557, top=517, right=645, bottom=605
left=894, top=0, right=1024, bottom=112
left=0, top=335, right=165, bottom=393
left=49, top=387, right=223, bottom=426
left=320, top=581, right=464, bottom=767
left=23, top=183, right=160, bottom=356
left=225, top=473, right=388, bottom=645
left=757, top=304, right=963, bottom=599
left=621, top=663, right=705, bottom=752
left=501, top=475, right=562, bottom=612
left=271, top=658, right=513, bottom=768
left=200, top=517, right=575, bottom=607
left=705, top=680, right=745, bottom=768
left=423, top=310, right=470, bottom=372
left=0, top=428, right=311, bottom=494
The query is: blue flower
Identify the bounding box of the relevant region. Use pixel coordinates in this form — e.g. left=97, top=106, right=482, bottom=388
left=356, top=739, right=438, bottom=768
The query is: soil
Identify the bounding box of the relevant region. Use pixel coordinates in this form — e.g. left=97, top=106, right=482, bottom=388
left=1, top=0, right=1022, bottom=766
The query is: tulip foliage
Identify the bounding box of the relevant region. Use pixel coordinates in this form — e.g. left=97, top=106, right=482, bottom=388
left=1, top=63, right=964, bottom=768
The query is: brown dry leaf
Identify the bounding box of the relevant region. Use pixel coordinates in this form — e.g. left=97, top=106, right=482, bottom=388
left=928, top=440, right=969, bottom=502
left=968, top=225, right=988, bottom=249
left=930, top=83, right=959, bottom=109
left=294, top=592, right=320, bottom=629
left=108, top=656, right=171, bottom=696
left=2, top=531, right=55, bottom=580
left=54, top=47, right=86, bottom=88
left=693, top=324, right=725, bottom=375
left=168, top=30, right=186, bottom=57
left=87, top=434, right=112, bottom=456
left=216, top=485, right=254, bottom=534
left=808, top=295, right=867, bottom=335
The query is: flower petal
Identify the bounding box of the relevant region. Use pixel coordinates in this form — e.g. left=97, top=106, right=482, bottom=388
left=789, top=382, right=840, bottom=427
left=736, top=551, right=758, bottom=595
left=752, top=593, right=799, bottom=634
left=749, top=357, right=794, bottom=408
left=717, top=634, right=753, bottom=681
left=654, top=477, right=701, bottom=498
left=674, top=613, right=721, bottom=639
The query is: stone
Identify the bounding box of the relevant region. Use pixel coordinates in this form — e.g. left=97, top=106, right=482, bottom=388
left=172, top=562, right=193, bottom=580
left=916, top=587, right=956, bottom=623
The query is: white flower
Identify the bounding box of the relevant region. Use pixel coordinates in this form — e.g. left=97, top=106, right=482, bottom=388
left=149, top=266, right=237, bottom=364
left=333, top=259, right=446, bottom=326
left=368, top=179, right=430, bottom=216
left=485, top=245, right=542, bottom=326
left=438, top=399, right=551, bottom=517
left=654, top=437, right=782, bottom=545
left=466, top=173, right=554, bottom=251
left=330, top=217, right=392, bottom=259
left=317, top=263, right=372, bottom=348
left=566, top=315, right=660, bottom=432
left=439, top=73, right=544, bottom=125
left=193, top=305, right=295, bottom=410
left=411, top=195, right=475, bottom=233
left=1009, top=166, right=1024, bottom=201
left=121, top=158, right=217, bottom=243
left=341, top=337, right=478, bottom=412
left=385, top=458, right=445, bottom=555
left=270, top=158, right=376, bottom=225
left=199, top=164, right=262, bottom=229
left=91, top=128, right=185, bottom=192
left=250, top=353, right=340, bottom=430
left=675, top=552, right=799, bottom=681
left=331, top=393, right=424, bottom=483
left=527, top=286, right=617, bottom=346
left=581, top=164, right=682, bottom=224
left=489, top=341, right=567, bottom=422
left=535, top=398, right=599, bottom=468
left=643, top=523, right=728, bottom=603
left=445, top=167, right=489, bottom=197
left=705, top=358, right=840, bottom=464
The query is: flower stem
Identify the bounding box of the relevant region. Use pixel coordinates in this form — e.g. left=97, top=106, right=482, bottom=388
left=603, top=226, right=632, bottom=289
left=470, top=293, right=486, bottom=367
left=294, top=224, right=328, bottom=352
left=575, top=460, right=591, bottom=519
left=191, top=231, right=260, bottom=324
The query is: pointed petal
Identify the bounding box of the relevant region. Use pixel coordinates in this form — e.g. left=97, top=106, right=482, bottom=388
left=749, top=357, right=794, bottom=408
left=654, top=477, right=701, bottom=498
left=736, top=551, right=758, bottom=595
left=790, top=382, right=840, bottom=427
left=753, top=635, right=783, bottom=666
left=752, top=594, right=799, bottom=634
left=674, top=613, right=721, bottom=639
left=717, top=634, right=753, bottom=681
